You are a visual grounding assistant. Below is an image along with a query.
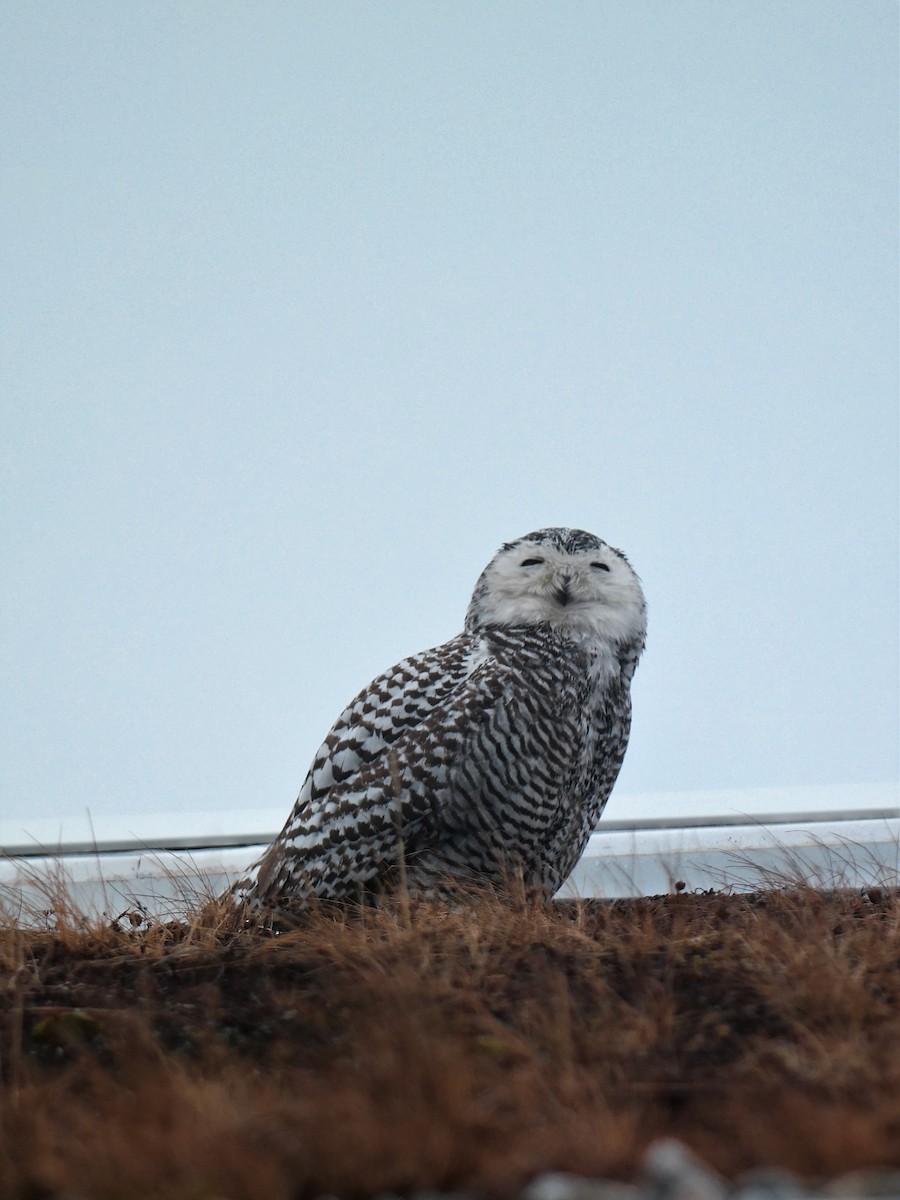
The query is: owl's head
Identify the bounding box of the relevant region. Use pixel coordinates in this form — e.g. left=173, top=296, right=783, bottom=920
left=465, top=527, right=647, bottom=648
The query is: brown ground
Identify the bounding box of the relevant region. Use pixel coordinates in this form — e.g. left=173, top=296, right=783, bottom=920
left=1, top=883, right=898, bottom=1200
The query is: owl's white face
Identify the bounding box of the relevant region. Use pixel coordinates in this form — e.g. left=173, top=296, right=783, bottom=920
left=466, top=528, right=647, bottom=646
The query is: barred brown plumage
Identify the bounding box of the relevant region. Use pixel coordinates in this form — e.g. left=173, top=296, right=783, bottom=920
left=234, top=527, right=647, bottom=908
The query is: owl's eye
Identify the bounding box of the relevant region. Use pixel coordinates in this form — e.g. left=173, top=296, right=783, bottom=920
left=520, top=557, right=544, bottom=567
left=591, top=561, right=611, bottom=572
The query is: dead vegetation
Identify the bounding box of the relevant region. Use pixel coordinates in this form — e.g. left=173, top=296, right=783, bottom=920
left=0, top=882, right=898, bottom=1200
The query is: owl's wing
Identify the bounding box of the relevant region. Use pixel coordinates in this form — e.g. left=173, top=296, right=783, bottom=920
left=244, top=632, right=511, bottom=903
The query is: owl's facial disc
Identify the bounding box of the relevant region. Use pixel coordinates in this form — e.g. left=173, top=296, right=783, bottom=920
left=467, top=528, right=647, bottom=645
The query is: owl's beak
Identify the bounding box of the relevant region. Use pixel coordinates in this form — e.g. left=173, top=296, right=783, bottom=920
left=554, top=575, right=573, bottom=607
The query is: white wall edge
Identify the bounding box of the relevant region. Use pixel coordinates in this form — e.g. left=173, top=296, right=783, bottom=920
left=2, top=815, right=896, bottom=924
left=2, top=782, right=897, bottom=859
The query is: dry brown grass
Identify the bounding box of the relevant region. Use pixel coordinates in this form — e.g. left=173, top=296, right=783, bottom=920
left=1, top=883, right=898, bottom=1199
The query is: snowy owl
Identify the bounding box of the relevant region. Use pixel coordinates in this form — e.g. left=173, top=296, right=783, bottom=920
left=235, top=528, right=646, bottom=908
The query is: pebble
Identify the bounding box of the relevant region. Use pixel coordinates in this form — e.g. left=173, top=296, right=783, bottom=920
left=732, top=1166, right=810, bottom=1199
left=514, top=1140, right=900, bottom=1200
left=521, top=1170, right=641, bottom=1200
left=641, top=1138, right=728, bottom=1200
left=820, top=1170, right=900, bottom=1198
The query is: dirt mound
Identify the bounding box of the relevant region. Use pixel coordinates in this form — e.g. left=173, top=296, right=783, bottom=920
left=1, top=887, right=898, bottom=1199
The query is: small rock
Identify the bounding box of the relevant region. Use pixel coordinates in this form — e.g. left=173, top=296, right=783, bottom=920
left=520, top=1170, right=640, bottom=1200
left=395, top=1194, right=477, bottom=1200
left=820, top=1168, right=900, bottom=1197
left=733, top=1166, right=811, bottom=1199
left=403, top=1193, right=480, bottom=1200
left=641, top=1139, right=728, bottom=1200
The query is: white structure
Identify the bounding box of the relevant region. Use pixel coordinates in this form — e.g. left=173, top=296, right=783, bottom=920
left=1, top=784, right=896, bottom=924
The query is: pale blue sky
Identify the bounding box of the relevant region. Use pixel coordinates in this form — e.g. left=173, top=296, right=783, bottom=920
left=2, top=2, right=897, bottom=824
